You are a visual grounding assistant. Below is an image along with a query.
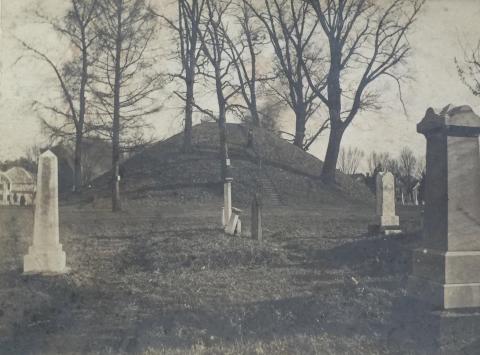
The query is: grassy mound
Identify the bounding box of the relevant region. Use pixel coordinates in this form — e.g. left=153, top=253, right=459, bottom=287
left=81, top=123, right=373, bottom=209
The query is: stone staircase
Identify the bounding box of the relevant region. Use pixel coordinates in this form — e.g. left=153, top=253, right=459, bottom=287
left=257, top=173, right=283, bottom=207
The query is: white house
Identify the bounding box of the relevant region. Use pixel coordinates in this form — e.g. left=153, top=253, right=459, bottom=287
left=0, top=167, right=36, bottom=206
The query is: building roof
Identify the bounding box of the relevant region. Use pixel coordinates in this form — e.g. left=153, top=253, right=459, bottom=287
left=4, top=167, right=34, bottom=185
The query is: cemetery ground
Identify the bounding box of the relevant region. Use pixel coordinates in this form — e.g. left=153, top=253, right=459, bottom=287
left=0, top=200, right=456, bottom=355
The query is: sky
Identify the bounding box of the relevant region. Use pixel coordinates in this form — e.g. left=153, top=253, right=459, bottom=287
left=0, top=0, right=479, bottom=170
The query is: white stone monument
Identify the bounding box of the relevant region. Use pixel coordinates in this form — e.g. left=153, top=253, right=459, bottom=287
left=225, top=207, right=242, bottom=236
left=409, top=105, right=480, bottom=309
left=371, top=171, right=401, bottom=235
left=222, top=158, right=233, bottom=227
left=24, top=150, right=67, bottom=274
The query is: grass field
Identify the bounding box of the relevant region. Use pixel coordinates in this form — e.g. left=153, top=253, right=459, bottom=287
left=0, top=200, right=454, bottom=355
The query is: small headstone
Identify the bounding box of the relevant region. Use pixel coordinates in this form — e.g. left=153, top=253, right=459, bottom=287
left=370, top=171, right=401, bottom=235
left=24, top=150, right=67, bottom=274
left=251, top=194, right=262, bottom=241
left=225, top=214, right=239, bottom=235
left=234, top=219, right=242, bottom=237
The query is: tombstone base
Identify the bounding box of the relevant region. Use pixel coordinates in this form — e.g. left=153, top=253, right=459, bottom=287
left=24, top=244, right=67, bottom=274
left=387, top=295, right=480, bottom=353
left=409, top=249, right=480, bottom=309
left=368, top=224, right=402, bottom=236
left=377, top=215, right=399, bottom=226
left=408, top=276, right=480, bottom=309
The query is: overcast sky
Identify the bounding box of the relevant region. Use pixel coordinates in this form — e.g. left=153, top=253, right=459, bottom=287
left=1, top=0, right=479, bottom=169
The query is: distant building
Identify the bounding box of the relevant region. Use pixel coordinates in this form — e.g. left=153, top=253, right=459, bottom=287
left=0, top=167, right=36, bottom=206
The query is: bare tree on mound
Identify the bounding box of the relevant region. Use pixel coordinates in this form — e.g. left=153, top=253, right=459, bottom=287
left=90, top=0, right=165, bottom=212
left=223, top=0, right=271, bottom=128
left=154, top=0, right=206, bottom=152
left=337, top=146, right=364, bottom=175
left=247, top=0, right=328, bottom=150
left=18, top=0, right=100, bottom=193
left=195, top=0, right=240, bottom=180
left=306, top=0, right=424, bottom=184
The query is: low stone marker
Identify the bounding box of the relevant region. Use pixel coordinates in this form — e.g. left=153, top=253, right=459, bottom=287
left=251, top=193, right=262, bottom=241
left=370, top=171, right=401, bottom=235
left=225, top=207, right=242, bottom=236
left=408, top=105, right=480, bottom=309
left=24, top=150, right=67, bottom=274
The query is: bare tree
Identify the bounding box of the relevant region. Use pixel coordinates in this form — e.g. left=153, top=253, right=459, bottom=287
left=155, top=0, right=206, bottom=152
left=248, top=0, right=328, bottom=150
left=337, top=146, right=364, bottom=175
left=367, top=151, right=391, bottom=175
left=24, top=143, right=43, bottom=172
left=258, top=98, right=284, bottom=135
left=456, top=40, right=480, bottom=98
left=416, top=154, right=425, bottom=178
left=398, top=146, right=417, bottom=188
left=91, top=0, right=164, bottom=211
left=307, top=0, right=425, bottom=183
left=19, top=0, right=99, bottom=192
left=194, top=0, right=240, bottom=180
left=222, top=0, right=270, bottom=127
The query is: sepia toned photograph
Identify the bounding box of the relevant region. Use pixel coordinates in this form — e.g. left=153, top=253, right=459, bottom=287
left=0, top=0, right=479, bottom=353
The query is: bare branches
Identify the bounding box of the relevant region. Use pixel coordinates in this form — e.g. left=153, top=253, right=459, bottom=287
left=456, top=40, right=480, bottom=98
left=307, top=0, right=425, bottom=183
left=91, top=0, right=164, bottom=149
left=337, top=146, right=364, bottom=175
left=197, top=0, right=236, bottom=179
left=16, top=0, right=101, bottom=191
left=247, top=0, right=327, bottom=149
left=18, top=39, right=80, bottom=129
left=154, top=0, right=206, bottom=150
left=90, top=0, right=164, bottom=211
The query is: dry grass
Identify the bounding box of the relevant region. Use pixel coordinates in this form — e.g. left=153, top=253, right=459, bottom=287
left=0, top=203, right=462, bottom=355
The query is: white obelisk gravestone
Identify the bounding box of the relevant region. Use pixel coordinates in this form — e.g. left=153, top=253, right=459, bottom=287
left=24, top=150, right=67, bottom=274
left=371, top=171, right=401, bottom=235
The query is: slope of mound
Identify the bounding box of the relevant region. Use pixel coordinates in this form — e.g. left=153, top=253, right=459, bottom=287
left=86, top=123, right=373, bottom=208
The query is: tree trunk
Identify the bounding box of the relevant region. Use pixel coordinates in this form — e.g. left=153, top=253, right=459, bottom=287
left=112, top=3, right=123, bottom=212
left=322, top=44, right=343, bottom=183
left=250, top=89, right=260, bottom=127
left=73, top=28, right=89, bottom=192
left=321, top=125, right=344, bottom=184
left=112, top=119, right=121, bottom=211
left=73, top=131, right=83, bottom=191
left=218, top=107, right=227, bottom=181
left=293, top=104, right=306, bottom=148
left=183, top=75, right=194, bottom=152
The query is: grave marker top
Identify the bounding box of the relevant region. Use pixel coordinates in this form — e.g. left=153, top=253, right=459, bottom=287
left=417, top=105, right=480, bottom=136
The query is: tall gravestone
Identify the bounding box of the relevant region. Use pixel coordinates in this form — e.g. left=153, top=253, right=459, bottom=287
left=222, top=158, right=233, bottom=227
left=409, top=105, right=480, bottom=309
left=371, top=171, right=401, bottom=235
left=24, top=150, right=67, bottom=274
